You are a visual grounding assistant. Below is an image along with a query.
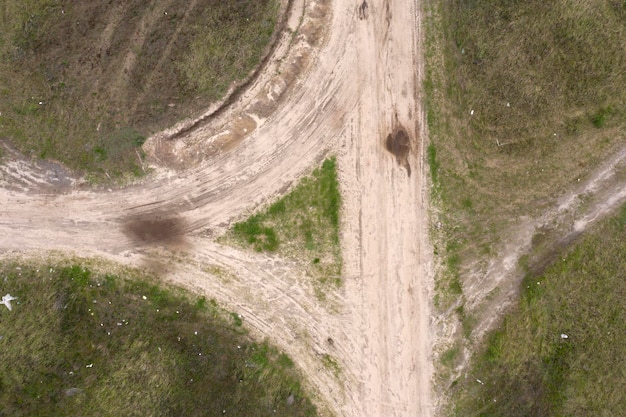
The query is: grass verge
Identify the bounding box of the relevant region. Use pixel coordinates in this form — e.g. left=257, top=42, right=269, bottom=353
left=0, top=261, right=316, bottom=416
left=448, top=203, right=626, bottom=416
left=222, top=157, right=342, bottom=294
left=0, top=0, right=279, bottom=181
left=424, top=0, right=626, bottom=305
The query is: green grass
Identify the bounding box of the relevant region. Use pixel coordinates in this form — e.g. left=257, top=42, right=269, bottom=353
left=0, top=0, right=279, bottom=181
left=224, top=157, right=342, bottom=291
left=449, top=203, right=626, bottom=416
left=0, top=261, right=317, bottom=416
left=424, top=0, right=626, bottom=306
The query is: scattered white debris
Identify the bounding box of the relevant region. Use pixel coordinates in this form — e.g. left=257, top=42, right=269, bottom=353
left=176, top=310, right=180, bottom=314
left=194, top=331, right=198, bottom=335
left=476, top=379, right=484, bottom=385
left=0, top=294, right=18, bottom=311
left=142, top=295, right=147, bottom=300
left=86, top=363, right=93, bottom=368
left=470, top=109, right=474, bottom=115
left=506, top=102, right=510, bottom=107
left=560, top=334, right=569, bottom=339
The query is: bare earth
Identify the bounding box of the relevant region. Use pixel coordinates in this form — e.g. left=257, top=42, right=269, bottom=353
left=0, top=0, right=434, bottom=416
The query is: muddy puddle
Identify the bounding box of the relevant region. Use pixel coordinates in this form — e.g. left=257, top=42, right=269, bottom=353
left=122, top=214, right=187, bottom=247
left=385, top=125, right=412, bottom=176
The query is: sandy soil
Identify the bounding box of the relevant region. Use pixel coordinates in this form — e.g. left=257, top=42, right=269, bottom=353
left=0, top=0, right=433, bottom=416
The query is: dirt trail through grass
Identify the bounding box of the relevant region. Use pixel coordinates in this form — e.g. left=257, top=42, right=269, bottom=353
left=1, top=0, right=625, bottom=415
left=0, top=0, right=434, bottom=414
left=459, top=145, right=626, bottom=343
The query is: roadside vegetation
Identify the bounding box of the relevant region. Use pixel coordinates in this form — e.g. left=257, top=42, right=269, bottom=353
left=424, top=0, right=626, bottom=414
left=0, top=261, right=316, bottom=416
left=424, top=0, right=626, bottom=308
left=0, top=0, right=279, bottom=180
left=222, top=158, right=342, bottom=294
left=448, top=203, right=626, bottom=416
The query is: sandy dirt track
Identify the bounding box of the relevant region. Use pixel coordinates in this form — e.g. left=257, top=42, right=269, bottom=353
left=0, top=0, right=433, bottom=416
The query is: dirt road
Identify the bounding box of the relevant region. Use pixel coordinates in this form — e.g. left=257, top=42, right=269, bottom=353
left=0, top=0, right=433, bottom=416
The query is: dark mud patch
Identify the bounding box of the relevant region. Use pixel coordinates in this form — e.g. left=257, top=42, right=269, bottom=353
left=122, top=214, right=187, bottom=247
left=385, top=125, right=412, bottom=176
left=358, top=1, right=369, bottom=20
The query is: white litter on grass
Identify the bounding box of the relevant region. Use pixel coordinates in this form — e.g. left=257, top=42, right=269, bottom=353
left=476, top=379, right=484, bottom=385
left=194, top=331, right=198, bottom=335
left=560, top=334, right=569, bottom=339
left=470, top=109, right=474, bottom=115
left=0, top=294, right=18, bottom=311
left=506, top=102, right=510, bottom=107
left=142, top=295, right=147, bottom=300
left=86, top=364, right=93, bottom=368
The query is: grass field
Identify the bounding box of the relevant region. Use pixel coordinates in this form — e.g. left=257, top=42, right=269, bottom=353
left=0, top=261, right=316, bottom=416
left=0, top=0, right=278, bottom=181
left=448, top=202, right=626, bottom=416
left=424, top=0, right=626, bottom=305
left=222, top=158, right=342, bottom=295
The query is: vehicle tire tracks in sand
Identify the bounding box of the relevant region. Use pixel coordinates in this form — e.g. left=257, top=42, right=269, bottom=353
left=0, top=1, right=434, bottom=416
